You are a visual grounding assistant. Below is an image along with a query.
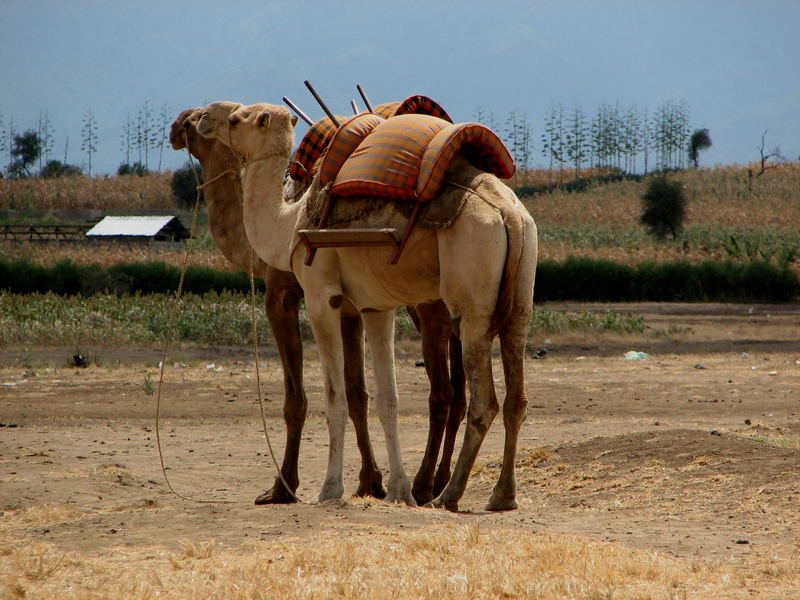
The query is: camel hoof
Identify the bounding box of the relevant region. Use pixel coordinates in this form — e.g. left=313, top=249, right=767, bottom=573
left=386, top=489, right=417, bottom=507
left=485, top=495, right=518, bottom=511
left=426, top=495, right=459, bottom=512
left=319, top=480, right=345, bottom=502
left=411, top=486, right=434, bottom=506
left=355, top=476, right=387, bottom=500
left=254, top=483, right=298, bottom=505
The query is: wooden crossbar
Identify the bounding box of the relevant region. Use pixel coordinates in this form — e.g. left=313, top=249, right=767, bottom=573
left=298, top=228, right=403, bottom=266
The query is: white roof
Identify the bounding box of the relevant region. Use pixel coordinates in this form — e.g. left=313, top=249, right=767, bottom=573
left=86, top=216, right=178, bottom=237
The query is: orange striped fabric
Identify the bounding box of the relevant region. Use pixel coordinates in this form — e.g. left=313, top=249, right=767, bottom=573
left=416, top=123, right=516, bottom=202
left=289, top=115, right=345, bottom=182
left=330, top=114, right=451, bottom=199
left=373, top=96, right=452, bottom=122
left=318, top=114, right=385, bottom=187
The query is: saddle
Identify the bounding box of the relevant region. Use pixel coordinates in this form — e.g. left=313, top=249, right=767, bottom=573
left=292, top=96, right=515, bottom=265
left=288, top=95, right=453, bottom=184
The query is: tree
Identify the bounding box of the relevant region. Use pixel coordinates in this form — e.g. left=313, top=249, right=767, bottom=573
left=81, top=110, right=99, bottom=175
left=565, top=105, right=589, bottom=178
left=137, top=101, right=154, bottom=169
left=754, top=130, right=783, bottom=177
left=120, top=113, right=134, bottom=166
left=117, top=161, right=148, bottom=176
left=688, top=128, right=712, bottom=167
left=153, top=103, right=170, bottom=171
left=503, top=110, right=533, bottom=186
left=652, top=100, right=691, bottom=170
left=541, top=103, right=565, bottom=181
left=640, top=175, right=686, bottom=240
left=40, top=159, right=82, bottom=178
left=8, top=130, right=42, bottom=177
left=37, top=111, right=55, bottom=171
left=171, top=161, right=203, bottom=209
left=1, top=115, right=15, bottom=173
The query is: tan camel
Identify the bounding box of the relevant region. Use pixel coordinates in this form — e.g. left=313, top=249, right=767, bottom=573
left=169, top=108, right=464, bottom=505
left=196, top=102, right=537, bottom=511
left=169, top=109, right=384, bottom=503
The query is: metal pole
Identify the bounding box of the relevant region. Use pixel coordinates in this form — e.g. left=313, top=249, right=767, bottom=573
left=303, top=80, right=340, bottom=128
left=350, top=100, right=360, bottom=115
left=281, top=97, right=314, bottom=126
left=356, top=84, right=374, bottom=112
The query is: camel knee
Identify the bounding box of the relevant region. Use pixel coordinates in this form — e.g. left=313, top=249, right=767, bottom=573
left=467, top=403, right=498, bottom=436
left=504, top=392, right=528, bottom=427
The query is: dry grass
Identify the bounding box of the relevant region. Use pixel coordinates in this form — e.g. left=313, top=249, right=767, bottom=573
left=0, top=238, right=231, bottom=270
left=2, top=515, right=797, bottom=599
left=522, top=163, right=800, bottom=229
left=0, top=173, right=175, bottom=211
left=2, top=164, right=799, bottom=276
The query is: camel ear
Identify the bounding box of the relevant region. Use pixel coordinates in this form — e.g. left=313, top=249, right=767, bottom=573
left=228, top=113, right=242, bottom=126
left=257, top=112, right=271, bottom=128
left=290, top=115, right=298, bottom=128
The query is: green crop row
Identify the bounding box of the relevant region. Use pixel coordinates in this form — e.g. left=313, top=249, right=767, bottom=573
left=535, top=256, right=798, bottom=303
left=0, top=256, right=797, bottom=303
left=0, top=258, right=264, bottom=296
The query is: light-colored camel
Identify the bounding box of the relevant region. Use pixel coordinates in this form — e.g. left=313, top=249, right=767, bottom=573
left=196, top=101, right=537, bottom=511
left=169, top=108, right=464, bottom=504
left=169, top=109, right=384, bottom=503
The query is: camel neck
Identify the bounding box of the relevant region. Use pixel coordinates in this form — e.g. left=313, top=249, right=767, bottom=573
left=239, top=153, right=301, bottom=272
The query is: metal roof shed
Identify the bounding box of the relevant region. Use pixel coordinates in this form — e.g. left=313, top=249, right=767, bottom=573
left=85, top=216, right=190, bottom=243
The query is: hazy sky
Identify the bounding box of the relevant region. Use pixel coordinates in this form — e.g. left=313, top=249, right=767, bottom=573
left=1, top=0, right=798, bottom=175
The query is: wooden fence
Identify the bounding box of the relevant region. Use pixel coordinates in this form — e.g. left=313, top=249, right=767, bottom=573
left=0, top=224, right=93, bottom=241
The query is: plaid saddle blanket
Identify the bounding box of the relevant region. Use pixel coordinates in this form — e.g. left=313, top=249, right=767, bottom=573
left=288, top=95, right=452, bottom=183
left=317, top=113, right=515, bottom=203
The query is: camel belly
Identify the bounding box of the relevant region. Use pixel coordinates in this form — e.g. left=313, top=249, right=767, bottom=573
left=335, top=229, right=440, bottom=311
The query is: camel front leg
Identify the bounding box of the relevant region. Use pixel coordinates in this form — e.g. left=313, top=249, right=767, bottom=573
left=255, top=271, right=305, bottom=504
left=305, top=296, right=349, bottom=502
left=432, top=327, right=497, bottom=512
left=361, top=310, right=415, bottom=506
left=340, top=314, right=386, bottom=499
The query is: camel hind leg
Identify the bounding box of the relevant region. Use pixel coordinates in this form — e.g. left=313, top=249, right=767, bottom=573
left=432, top=331, right=466, bottom=498
left=431, top=321, right=497, bottom=512
left=484, top=312, right=530, bottom=511
left=486, top=215, right=537, bottom=511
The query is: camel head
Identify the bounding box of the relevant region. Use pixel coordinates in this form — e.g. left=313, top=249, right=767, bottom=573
left=169, top=108, right=204, bottom=151
left=196, top=102, right=297, bottom=163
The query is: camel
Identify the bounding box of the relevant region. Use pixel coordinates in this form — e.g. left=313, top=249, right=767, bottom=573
left=169, top=109, right=384, bottom=503
left=196, top=101, right=537, bottom=511
left=169, top=108, right=465, bottom=505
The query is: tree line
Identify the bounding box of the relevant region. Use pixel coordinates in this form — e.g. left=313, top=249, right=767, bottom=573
left=2, top=98, right=711, bottom=180
left=0, top=101, right=172, bottom=179
left=477, top=99, right=712, bottom=179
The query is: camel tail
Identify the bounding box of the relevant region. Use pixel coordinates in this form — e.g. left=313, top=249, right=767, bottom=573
left=487, top=193, right=526, bottom=339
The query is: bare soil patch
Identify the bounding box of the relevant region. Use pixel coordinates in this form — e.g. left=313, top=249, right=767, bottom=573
left=1, top=303, right=799, bottom=597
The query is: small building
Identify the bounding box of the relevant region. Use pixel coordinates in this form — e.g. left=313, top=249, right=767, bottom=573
left=85, top=216, right=190, bottom=243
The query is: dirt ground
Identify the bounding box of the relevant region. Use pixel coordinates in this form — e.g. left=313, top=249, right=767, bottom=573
left=1, top=303, right=799, bottom=591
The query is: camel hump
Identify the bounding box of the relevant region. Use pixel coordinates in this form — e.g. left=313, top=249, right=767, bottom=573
left=317, top=114, right=386, bottom=187
left=289, top=114, right=348, bottom=182
left=330, top=114, right=451, bottom=199
left=416, top=124, right=516, bottom=202
left=373, top=95, right=453, bottom=122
